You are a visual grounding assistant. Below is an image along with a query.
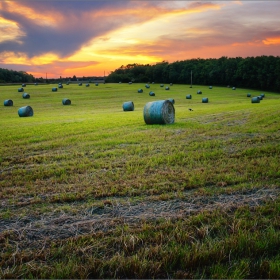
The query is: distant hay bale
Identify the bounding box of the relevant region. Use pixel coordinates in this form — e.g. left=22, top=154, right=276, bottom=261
left=186, top=94, right=192, bottom=99
left=79, top=83, right=82, bottom=86
left=260, top=93, right=265, bottom=98
left=165, top=86, right=170, bottom=90
left=86, top=83, right=90, bottom=87
left=168, top=98, right=175, bottom=104
left=4, top=99, right=13, bottom=106
left=66, top=82, right=70, bottom=85
left=145, top=84, right=150, bottom=88
left=209, top=86, right=212, bottom=89
left=95, top=83, right=99, bottom=86
left=247, top=93, right=251, bottom=97
left=119, top=81, right=122, bottom=84
left=129, top=82, right=132, bottom=85
left=34, top=83, right=38, bottom=86
left=52, top=87, right=57, bottom=92
left=58, top=84, right=63, bottom=88
left=170, top=83, right=173, bottom=86
left=62, top=98, right=71, bottom=105
left=232, top=87, right=236, bottom=90
left=123, top=101, right=134, bottom=111
left=160, top=84, right=164, bottom=87
left=257, top=95, right=263, bottom=100
left=138, top=89, right=143, bottom=93
left=18, top=88, right=24, bottom=92
left=18, top=106, right=33, bottom=117
left=22, top=84, right=26, bottom=87
left=197, top=90, right=202, bottom=94
left=251, top=97, right=260, bottom=103
left=143, top=100, right=175, bottom=125
left=149, top=91, right=155, bottom=96
left=22, top=93, right=30, bottom=99
left=202, top=97, right=209, bottom=103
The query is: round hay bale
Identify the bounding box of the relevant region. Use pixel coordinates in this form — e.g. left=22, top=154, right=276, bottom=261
left=95, top=83, right=99, bottom=86
left=34, top=83, right=38, bottom=86
left=4, top=99, right=13, bottom=106
left=138, top=89, right=143, bottom=93
left=251, top=97, right=260, bottom=103
left=170, top=83, right=173, bottom=86
left=165, top=86, right=170, bottom=90
left=149, top=91, right=155, bottom=96
left=58, top=84, right=63, bottom=88
left=247, top=93, right=251, bottom=97
left=22, top=84, right=26, bottom=87
left=197, top=90, right=202, bottom=94
left=202, top=97, right=209, bottom=103
left=79, top=83, right=82, bottom=86
left=129, top=82, right=132, bottom=85
left=143, top=100, right=175, bottom=125
left=168, top=98, right=175, bottom=104
left=232, top=87, right=236, bottom=90
left=152, top=82, right=154, bottom=84
left=209, top=86, right=212, bottom=89
left=257, top=95, right=263, bottom=100
left=145, top=84, right=150, bottom=88
left=52, top=87, right=57, bottom=92
left=160, top=84, right=164, bottom=87
left=86, top=83, right=90, bottom=87
left=66, top=82, right=70, bottom=85
left=22, top=93, right=30, bottom=99
left=18, top=88, right=24, bottom=92
left=123, top=101, right=134, bottom=111
left=186, top=94, right=192, bottom=99
left=62, top=98, right=71, bottom=105
left=18, top=106, right=33, bottom=117
left=260, top=93, right=265, bottom=98
left=119, top=81, right=122, bottom=84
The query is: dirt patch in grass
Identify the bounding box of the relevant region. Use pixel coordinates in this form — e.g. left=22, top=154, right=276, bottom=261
left=1, top=187, right=279, bottom=250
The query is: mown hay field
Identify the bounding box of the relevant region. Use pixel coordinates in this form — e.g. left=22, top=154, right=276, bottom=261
left=0, top=83, right=280, bottom=278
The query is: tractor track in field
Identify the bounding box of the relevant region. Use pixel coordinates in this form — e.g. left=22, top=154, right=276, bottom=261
left=0, top=187, right=279, bottom=250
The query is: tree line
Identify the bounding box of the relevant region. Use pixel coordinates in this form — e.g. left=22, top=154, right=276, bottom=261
left=0, top=68, right=35, bottom=83
left=106, top=56, right=280, bottom=92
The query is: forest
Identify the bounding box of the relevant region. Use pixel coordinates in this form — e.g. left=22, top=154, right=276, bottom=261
left=106, top=56, right=280, bottom=92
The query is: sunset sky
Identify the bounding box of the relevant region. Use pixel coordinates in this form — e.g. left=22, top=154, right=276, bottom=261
left=0, top=1, right=280, bottom=78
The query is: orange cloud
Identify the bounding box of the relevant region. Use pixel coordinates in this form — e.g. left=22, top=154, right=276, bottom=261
left=262, top=37, right=280, bottom=45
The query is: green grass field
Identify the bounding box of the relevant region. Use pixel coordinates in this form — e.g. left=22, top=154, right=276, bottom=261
left=0, top=82, right=280, bottom=278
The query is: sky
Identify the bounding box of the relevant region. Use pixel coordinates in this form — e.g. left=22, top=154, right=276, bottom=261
left=0, top=0, right=280, bottom=79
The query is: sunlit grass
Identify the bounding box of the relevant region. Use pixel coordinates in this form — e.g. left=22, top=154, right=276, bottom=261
left=0, top=83, right=280, bottom=278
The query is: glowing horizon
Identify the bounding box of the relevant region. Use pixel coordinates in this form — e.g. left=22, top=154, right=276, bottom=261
left=0, top=1, right=280, bottom=79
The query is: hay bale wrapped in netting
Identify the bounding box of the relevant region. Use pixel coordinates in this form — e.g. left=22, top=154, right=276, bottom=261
left=251, top=97, right=260, bottom=103
left=79, top=83, right=82, bottom=86
left=160, top=84, right=164, bottom=87
left=123, top=101, right=134, bottom=111
left=62, top=98, right=71, bottom=105
left=186, top=94, right=192, bottom=99
left=22, top=84, right=26, bottom=87
left=22, top=93, right=30, bottom=99
left=260, top=93, right=265, bottom=98
left=4, top=99, right=13, bottom=106
left=145, top=84, right=150, bottom=88
left=86, top=83, right=90, bottom=87
left=247, top=93, right=251, bottom=97
left=202, top=97, right=209, bottom=103
left=197, top=90, right=202, bottom=94
left=165, top=86, right=170, bottom=90
left=18, top=106, right=33, bottom=117
left=232, top=87, right=236, bottom=90
left=18, top=88, right=24, bottom=92
left=52, top=87, right=57, bottom=92
left=149, top=91, right=155, bottom=96
left=143, top=100, right=175, bottom=125
left=138, top=89, right=143, bottom=93
left=209, top=86, right=212, bottom=89
left=168, top=98, right=175, bottom=104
